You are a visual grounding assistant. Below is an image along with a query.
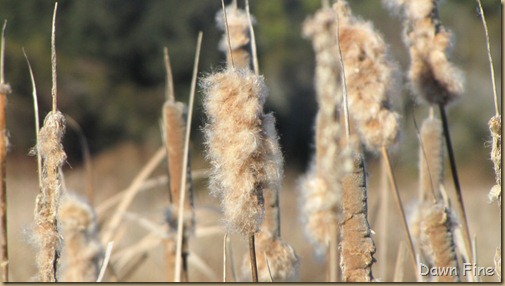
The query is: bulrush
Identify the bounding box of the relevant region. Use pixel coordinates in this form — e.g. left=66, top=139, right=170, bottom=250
left=242, top=114, right=299, bottom=282
left=202, top=67, right=268, bottom=235
left=33, top=110, right=66, bottom=282
left=299, top=5, right=351, bottom=257
left=335, top=0, right=400, bottom=152
left=58, top=193, right=102, bottom=282
left=384, top=0, right=464, bottom=106
left=216, top=5, right=252, bottom=69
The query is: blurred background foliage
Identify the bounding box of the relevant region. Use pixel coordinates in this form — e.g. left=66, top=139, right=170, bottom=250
left=0, top=0, right=501, bottom=170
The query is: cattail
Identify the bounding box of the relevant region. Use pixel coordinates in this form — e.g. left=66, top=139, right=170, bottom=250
left=202, top=67, right=268, bottom=235
left=216, top=5, right=252, bottom=69
left=494, top=247, right=501, bottom=280
left=299, top=5, right=353, bottom=256
left=488, top=115, right=501, bottom=204
left=384, top=0, right=464, bottom=106
left=335, top=0, right=400, bottom=151
left=161, top=46, right=195, bottom=282
left=242, top=230, right=299, bottom=282
left=59, top=193, right=102, bottom=282
left=33, top=111, right=67, bottom=282
left=340, top=153, right=375, bottom=282
left=420, top=203, right=459, bottom=282
left=302, top=7, right=342, bottom=115
left=419, top=116, right=444, bottom=202
left=241, top=114, right=299, bottom=282
left=0, top=20, right=10, bottom=283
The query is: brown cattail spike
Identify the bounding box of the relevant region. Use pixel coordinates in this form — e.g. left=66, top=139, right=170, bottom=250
left=340, top=154, right=375, bottom=282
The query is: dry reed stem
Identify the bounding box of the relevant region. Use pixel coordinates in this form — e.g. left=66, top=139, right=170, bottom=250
left=242, top=230, right=299, bottom=282
left=32, top=5, right=66, bottom=281
left=393, top=241, right=406, bottom=282
left=23, top=49, right=42, bottom=189
left=439, top=105, right=473, bottom=267
left=59, top=194, right=102, bottom=282
left=101, top=147, right=166, bottom=245
left=216, top=3, right=252, bottom=69
left=421, top=203, right=459, bottom=282
left=378, top=157, right=389, bottom=280
left=245, top=0, right=259, bottom=76
left=161, top=47, right=195, bottom=282
left=65, top=116, right=94, bottom=205
left=173, top=31, right=202, bottom=282
left=335, top=0, right=400, bottom=151
left=96, top=241, right=113, bottom=282
left=476, top=0, right=499, bottom=116
left=0, top=19, right=9, bottom=283
left=340, top=154, right=375, bottom=282
left=381, top=147, right=418, bottom=274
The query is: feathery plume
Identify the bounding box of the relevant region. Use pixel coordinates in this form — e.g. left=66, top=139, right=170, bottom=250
left=59, top=193, right=102, bottom=282
left=335, top=0, right=400, bottom=151
left=202, top=67, right=268, bottom=235
left=419, top=117, right=444, bottom=202
left=216, top=5, right=253, bottom=69
left=384, top=0, right=464, bottom=106
left=488, top=115, right=501, bottom=205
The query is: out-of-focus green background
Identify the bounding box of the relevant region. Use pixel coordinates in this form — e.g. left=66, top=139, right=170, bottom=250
left=0, top=0, right=501, bottom=282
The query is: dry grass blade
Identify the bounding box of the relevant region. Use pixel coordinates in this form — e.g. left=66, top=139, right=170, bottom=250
left=381, top=147, right=417, bottom=274
left=23, top=49, right=42, bottom=188
left=50, top=3, right=58, bottom=112
left=393, top=241, right=406, bottom=282
left=96, top=241, right=114, bottom=282
left=163, top=47, right=175, bottom=102
left=438, top=105, right=473, bottom=267
left=0, top=19, right=9, bottom=283
left=476, top=0, right=499, bottom=116
left=223, top=233, right=227, bottom=282
left=101, top=147, right=166, bottom=245
left=174, top=31, right=202, bottom=282
left=65, top=116, right=94, bottom=205
left=245, top=0, right=258, bottom=76
left=220, top=0, right=234, bottom=68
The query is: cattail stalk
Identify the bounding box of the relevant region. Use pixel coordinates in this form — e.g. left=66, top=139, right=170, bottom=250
left=476, top=0, right=501, bottom=205
left=242, top=115, right=299, bottom=282
left=216, top=3, right=252, bottom=69
left=300, top=5, right=347, bottom=262
left=161, top=47, right=195, bottom=282
left=173, top=31, right=202, bottom=282
left=385, top=0, right=473, bottom=267
left=0, top=19, right=10, bottom=283
left=335, top=0, right=406, bottom=279
left=32, top=4, right=67, bottom=281
left=59, top=194, right=102, bottom=282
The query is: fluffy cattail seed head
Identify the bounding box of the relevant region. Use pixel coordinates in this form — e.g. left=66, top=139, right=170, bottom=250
left=335, top=0, right=400, bottom=151
left=202, top=68, right=269, bottom=235
left=59, top=193, right=102, bottom=282
left=216, top=6, right=253, bottom=69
